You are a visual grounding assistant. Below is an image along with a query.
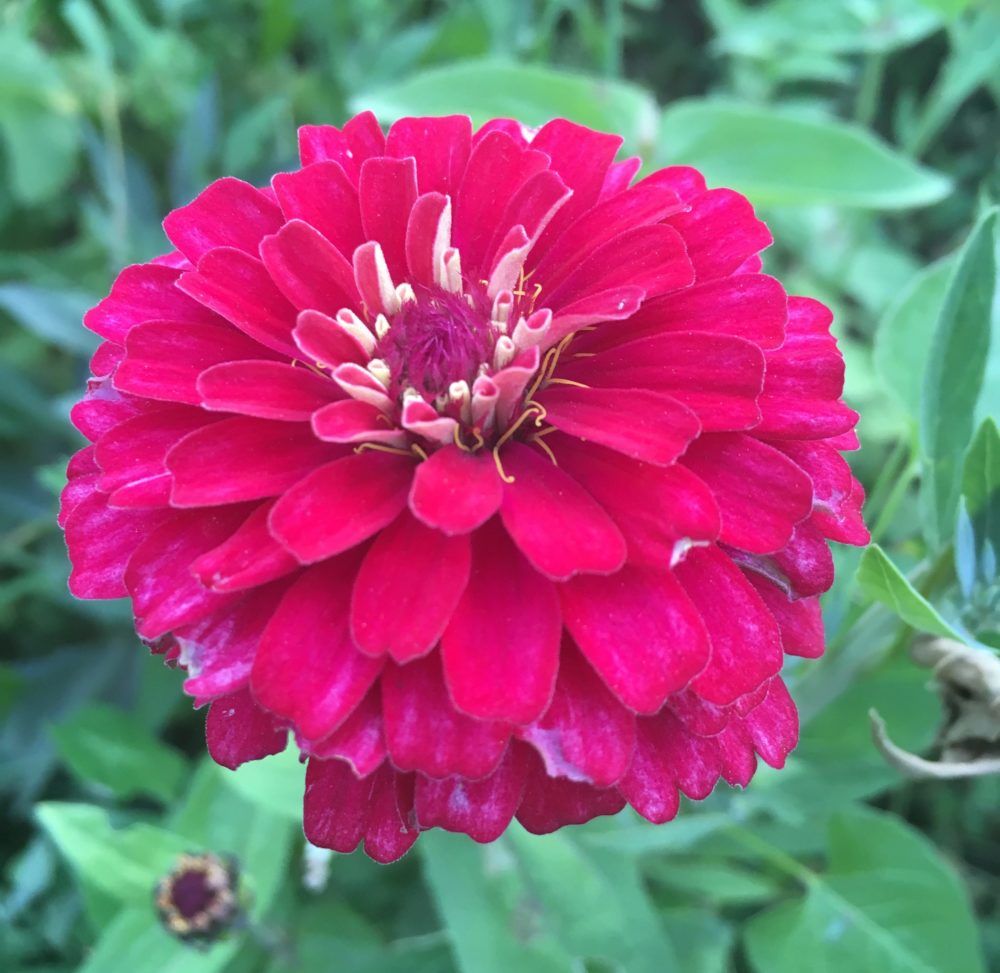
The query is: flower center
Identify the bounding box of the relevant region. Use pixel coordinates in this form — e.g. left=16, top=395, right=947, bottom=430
left=376, top=286, right=494, bottom=400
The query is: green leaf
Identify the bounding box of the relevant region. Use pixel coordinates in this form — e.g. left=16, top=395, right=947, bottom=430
left=962, top=418, right=1000, bottom=522
left=875, top=258, right=953, bottom=417
left=218, top=743, right=301, bottom=820
left=657, top=101, right=951, bottom=208
left=744, top=807, right=985, bottom=973
left=660, top=909, right=733, bottom=973
left=0, top=284, right=97, bottom=356
left=580, top=810, right=730, bottom=856
left=920, top=208, right=999, bottom=548
left=855, top=544, right=963, bottom=639
left=419, top=831, right=570, bottom=973
left=353, top=59, right=659, bottom=154
left=50, top=703, right=187, bottom=802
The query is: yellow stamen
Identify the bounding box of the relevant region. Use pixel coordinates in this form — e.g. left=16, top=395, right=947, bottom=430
left=533, top=436, right=559, bottom=466
left=410, top=443, right=429, bottom=461
left=546, top=377, right=590, bottom=389
left=354, top=442, right=414, bottom=458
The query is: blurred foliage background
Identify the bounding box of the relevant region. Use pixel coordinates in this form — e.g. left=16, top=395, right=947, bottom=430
left=2, top=0, right=999, bottom=971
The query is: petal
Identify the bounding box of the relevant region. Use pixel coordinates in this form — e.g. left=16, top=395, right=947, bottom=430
left=163, top=177, right=283, bottom=264
left=442, top=519, right=561, bottom=724
left=359, top=157, right=419, bottom=282
left=499, top=442, right=626, bottom=580
left=404, top=192, right=452, bottom=288
left=303, top=757, right=377, bottom=854
left=268, top=451, right=414, bottom=564
left=252, top=558, right=383, bottom=740
left=681, top=434, right=814, bottom=554
left=770, top=520, right=836, bottom=596
left=742, top=678, right=798, bottom=768
left=259, top=219, right=359, bottom=315
left=191, top=500, right=301, bottom=592
left=312, top=399, right=406, bottom=446
left=745, top=572, right=825, bottom=659
left=297, top=111, right=385, bottom=178
left=408, top=445, right=503, bottom=535
left=414, top=744, right=529, bottom=843
left=364, top=770, right=418, bottom=863
left=385, top=114, right=472, bottom=196
left=197, top=360, right=340, bottom=420
left=560, top=564, right=710, bottom=714
left=125, top=508, right=248, bottom=639
left=518, top=645, right=636, bottom=788
left=381, top=653, right=510, bottom=779
left=303, top=687, right=385, bottom=778
left=205, top=687, right=287, bottom=770
left=178, top=248, right=299, bottom=358
left=65, top=495, right=169, bottom=598
left=674, top=545, right=783, bottom=705
left=271, top=161, right=364, bottom=257
left=85, top=264, right=218, bottom=343
left=115, top=319, right=273, bottom=405
left=294, top=309, right=371, bottom=368
left=351, top=511, right=471, bottom=662
left=167, top=417, right=340, bottom=506
left=537, top=385, right=700, bottom=465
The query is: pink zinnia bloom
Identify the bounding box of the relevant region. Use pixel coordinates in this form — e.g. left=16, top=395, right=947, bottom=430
left=61, top=113, right=868, bottom=862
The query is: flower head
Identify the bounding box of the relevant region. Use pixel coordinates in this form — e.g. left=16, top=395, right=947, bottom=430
left=61, top=113, right=868, bottom=862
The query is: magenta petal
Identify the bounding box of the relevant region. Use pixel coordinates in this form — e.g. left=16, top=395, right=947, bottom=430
left=163, top=177, right=283, bottom=264
left=304, top=688, right=385, bottom=778
left=682, top=434, right=813, bottom=554
left=84, top=264, right=218, bottom=343
left=206, top=687, right=287, bottom=770
left=363, top=770, right=418, bottom=863
left=59, top=450, right=99, bottom=528
left=294, top=309, right=370, bottom=368
left=65, top=495, right=169, bottom=598
left=519, top=645, right=636, bottom=788
left=297, top=112, right=384, bottom=178
left=770, top=520, right=835, bottom=597
left=269, top=452, right=413, bottom=564
left=560, top=564, right=710, bottom=714
left=303, top=757, right=376, bottom=854
left=386, top=115, right=472, bottom=196
left=405, top=192, right=451, bottom=288
left=178, top=248, right=300, bottom=358
left=675, top=546, right=783, bottom=705
left=499, top=442, right=626, bottom=580
left=746, top=572, right=825, bottom=659
left=409, top=445, right=503, bottom=535
left=125, top=508, right=247, bottom=639
left=191, top=500, right=300, bottom=592
left=359, top=156, right=418, bottom=282
left=259, top=219, right=359, bottom=315
left=252, top=559, right=383, bottom=740
left=312, top=399, right=404, bottom=445
left=272, top=162, right=364, bottom=257
left=168, top=417, right=340, bottom=506
left=197, top=360, right=339, bottom=420
left=442, top=519, right=561, bottom=724
left=742, top=678, right=798, bottom=768
left=351, top=512, right=471, bottom=662
left=538, top=386, right=700, bottom=465
left=115, top=319, right=273, bottom=405
left=414, top=744, right=528, bottom=842
left=381, top=653, right=510, bottom=779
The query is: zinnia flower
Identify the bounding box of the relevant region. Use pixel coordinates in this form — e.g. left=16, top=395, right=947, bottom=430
left=60, top=113, right=868, bottom=862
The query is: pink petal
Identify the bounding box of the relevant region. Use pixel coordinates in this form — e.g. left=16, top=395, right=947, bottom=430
left=271, top=162, right=364, bottom=257
left=546, top=286, right=646, bottom=348
left=553, top=436, right=720, bottom=569
left=191, top=500, right=300, bottom=592
left=168, top=417, right=340, bottom=506
left=386, top=114, right=472, bottom=195
left=303, top=687, right=385, bottom=778
left=297, top=111, right=385, bottom=178
left=746, top=572, right=824, bottom=659
left=269, top=451, right=414, bottom=564
left=59, top=449, right=99, bottom=528
left=560, top=564, right=710, bottom=714
left=311, top=399, right=406, bottom=446
left=770, top=520, right=835, bottom=596
left=65, top=495, right=169, bottom=598
left=363, top=770, right=418, bottom=863
left=742, top=678, right=798, bottom=768
left=125, top=508, right=247, bottom=639
left=89, top=340, right=123, bottom=378
left=538, top=385, right=700, bottom=465
left=600, top=156, right=642, bottom=198
left=115, top=319, right=273, bottom=405
left=499, top=442, right=626, bottom=580
left=382, top=653, right=510, bottom=779
left=666, top=187, right=772, bottom=280
left=85, top=264, right=218, bottom=343
left=518, top=645, right=636, bottom=788
left=675, top=546, right=783, bottom=705
left=485, top=169, right=571, bottom=263
left=681, top=434, right=813, bottom=554
left=351, top=512, right=471, bottom=662
left=294, top=309, right=370, bottom=368
left=71, top=381, right=151, bottom=442
left=409, top=445, right=503, bottom=535
left=414, top=744, right=529, bottom=842
left=656, top=166, right=707, bottom=202
left=178, top=248, right=299, bottom=358
left=252, top=558, right=383, bottom=740
left=205, top=687, right=287, bottom=770
left=304, top=757, right=377, bottom=854
left=405, top=192, right=452, bottom=288
left=259, top=219, right=359, bottom=315
left=442, top=519, right=561, bottom=724
left=163, top=177, right=283, bottom=265
left=359, top=156, right=418, bottom=282
left=516, top=746, right=626, bottom=834
left=197, top=360, right=340, bottom=420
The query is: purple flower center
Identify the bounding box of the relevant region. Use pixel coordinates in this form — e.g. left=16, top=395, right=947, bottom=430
left=377, top=287, right=494, bottom=399
left=170, top=870, right=217, bottom=918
